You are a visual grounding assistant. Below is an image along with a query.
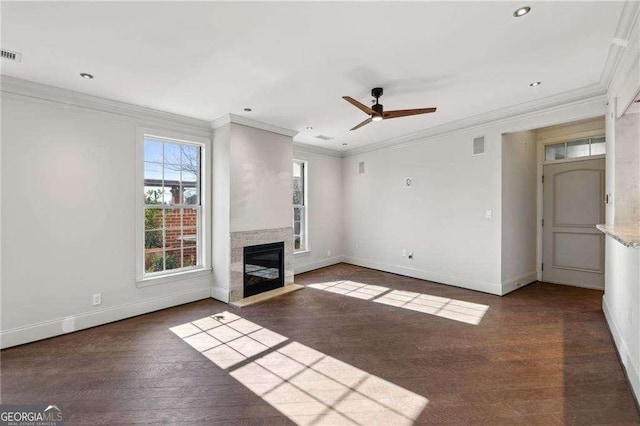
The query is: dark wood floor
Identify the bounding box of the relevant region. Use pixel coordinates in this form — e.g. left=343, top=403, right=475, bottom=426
left=1, top=263, right=638, bottom=425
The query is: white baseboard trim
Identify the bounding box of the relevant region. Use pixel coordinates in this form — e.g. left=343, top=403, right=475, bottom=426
left=211, top=286, right=230, bottom=303
left=501, top=271, right=538, bottom=295
left=544, top=280, right=605, bottom=291
left=342, top=256, right=502, bottom=295
left=0, top=287, right=211, bottom=349
left=603, top=296, right=640, bottom=403
left=294, top=256, right=344, bottom=275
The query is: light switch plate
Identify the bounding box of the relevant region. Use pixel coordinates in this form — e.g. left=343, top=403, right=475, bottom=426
left=485, top=209, right=492, bottom=219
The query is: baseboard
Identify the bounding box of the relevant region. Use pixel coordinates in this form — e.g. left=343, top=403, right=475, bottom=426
left=294, top=256, right=344, bottom=275
left=211, top=286, right=230, bottom=303
left=342, top=256, right=502, bottom=295
left=603, top=296, right=640, bottom=403
left=0, top=287, right=211, bottom=349
left=544, top=280, right=605, bottom=291
left=501, top=271, right=538, bottom=295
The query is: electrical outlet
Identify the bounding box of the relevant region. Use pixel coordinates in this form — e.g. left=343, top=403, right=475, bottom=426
left=327, top=250, right=331, bottom=257
left=485, top=209, right=492, bottom=219
left=402, top=249, right=407, bottom=257
left=355, top=243, right=359, bottom=249
left=92, top=293, right=101, bottom=306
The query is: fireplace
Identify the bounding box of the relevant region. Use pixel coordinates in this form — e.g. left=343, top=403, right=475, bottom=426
left=243, top=242, right=285, bottom=297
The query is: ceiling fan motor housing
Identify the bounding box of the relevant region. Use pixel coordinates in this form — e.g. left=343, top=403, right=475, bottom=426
left=372, top=103, right=384, bottom=115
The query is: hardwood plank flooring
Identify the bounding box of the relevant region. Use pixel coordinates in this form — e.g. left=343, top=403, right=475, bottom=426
left=1, top=263, right=638, bottom=424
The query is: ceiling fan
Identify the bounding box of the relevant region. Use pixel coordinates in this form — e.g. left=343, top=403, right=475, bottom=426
left=343, top=87, right=437, bottom=131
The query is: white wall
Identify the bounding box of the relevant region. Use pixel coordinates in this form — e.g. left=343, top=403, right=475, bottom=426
left=1, top=91, right=213, bottom=348
left=229, top=123, right=293, bottom=233
left=293, top=146, right=343, bottom=274
left=601, top=6, right=640, bottom=402
left=501, top=130, right=537, bottom=293
left=341, top=97, right=606, bottom=296
left=212, top=123, right=231, bottom=301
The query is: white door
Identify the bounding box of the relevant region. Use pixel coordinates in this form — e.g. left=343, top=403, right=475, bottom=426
left=542, top=158, right=605, bottom=288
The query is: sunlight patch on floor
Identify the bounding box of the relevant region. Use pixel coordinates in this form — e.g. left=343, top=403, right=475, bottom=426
left=170, top=311, right=287, bottom=369
left=307, top=280, right=389, bottom=300
left=373, top=290, right=489, bottom=325
left=171, top=312, right=428, bottom=425
left=306, top=282, right=489, bottom=325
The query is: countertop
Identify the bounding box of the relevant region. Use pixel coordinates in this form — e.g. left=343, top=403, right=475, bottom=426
left=596, top=224, right=640, bottom=248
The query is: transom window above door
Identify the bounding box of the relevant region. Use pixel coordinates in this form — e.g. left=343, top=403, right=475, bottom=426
left=544, top=136, right=605, bottom=162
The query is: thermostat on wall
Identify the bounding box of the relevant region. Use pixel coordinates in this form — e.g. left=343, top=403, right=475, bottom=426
left=404, top=177, right=413, bottom=188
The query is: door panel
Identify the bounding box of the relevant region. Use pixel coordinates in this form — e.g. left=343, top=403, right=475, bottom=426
left=553, top=232, right=603, bottom=272
left=543, top=158, right=605, bottom=288
left=553, top=169, right=603, bottom=226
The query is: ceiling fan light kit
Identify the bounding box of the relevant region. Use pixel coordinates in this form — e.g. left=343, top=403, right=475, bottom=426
left=343, top=87, right=437, bottom=131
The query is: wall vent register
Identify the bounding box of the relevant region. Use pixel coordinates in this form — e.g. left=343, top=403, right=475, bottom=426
left=473, top=136, right=485, bottom=155
left=1, top=49, right=22, bottom=62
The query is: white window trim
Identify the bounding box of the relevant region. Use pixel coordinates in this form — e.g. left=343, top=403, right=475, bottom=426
left=135, top=127, right=212, bottom=286
left=293, top=159, right=309, bottom=253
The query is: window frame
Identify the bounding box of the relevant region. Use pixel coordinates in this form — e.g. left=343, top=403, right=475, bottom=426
left=542, top=135, right=606, bottom=164
left=136, top=127, right=212, bottom=286
left=293, top=159, right=309, bottom=253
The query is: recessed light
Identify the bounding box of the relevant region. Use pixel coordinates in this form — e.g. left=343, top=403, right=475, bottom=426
left=513, top=6, right=531, bottom=17
left=529, top=81, right=542, bottom=87
left=80, top=73, right=94, bottom=79
left=306, top=126, right=313, bottom=130
left=243, top=108, right=252, bottom=112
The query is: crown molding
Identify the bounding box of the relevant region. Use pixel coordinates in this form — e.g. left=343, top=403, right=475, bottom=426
left=600, top=1, right=640, bottom=89
left=0, top=75, right=211, bottom=136
left=211, top=113, right=298, bottom=138
left=342, top=83, right=607, bottom=157
left=293, top=142, right=343, bottom=158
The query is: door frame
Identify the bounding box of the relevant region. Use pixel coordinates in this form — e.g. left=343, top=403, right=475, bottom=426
left=535, top=136, right=606, bottom=284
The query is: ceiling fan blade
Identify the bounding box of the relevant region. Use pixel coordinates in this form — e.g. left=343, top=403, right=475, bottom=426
left=343, top=96, right=376, bottom=115
left=350, top=117, right=373, bottom=131
left=383, top=107, right=437, bottom=119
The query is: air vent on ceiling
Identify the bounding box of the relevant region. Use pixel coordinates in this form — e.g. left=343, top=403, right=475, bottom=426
left=473, top=136, right=485, bottom=155
left=1, top=49, right=22, bottom=62
left=315, top=134, right=334, bottom=141
left=359, top=162, right=365, bottom=174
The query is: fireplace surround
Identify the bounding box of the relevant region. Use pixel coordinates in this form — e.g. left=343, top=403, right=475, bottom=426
left=229, top=227, right=294, bottom=302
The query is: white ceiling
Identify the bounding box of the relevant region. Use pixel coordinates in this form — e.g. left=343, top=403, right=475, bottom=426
left=1, top=2, right=624, bottom=151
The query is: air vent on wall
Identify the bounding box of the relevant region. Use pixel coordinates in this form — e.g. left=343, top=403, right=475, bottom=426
left=359, top=162, right=365, bottom=174
left=1, top=49, right=22, bottom=62
left=473, top=136, right=485, bottom=155
left=315, top=135, right=334, bottom=141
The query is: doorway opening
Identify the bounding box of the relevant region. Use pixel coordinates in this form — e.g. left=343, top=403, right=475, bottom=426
left=502, top=116, right=606, bottom=292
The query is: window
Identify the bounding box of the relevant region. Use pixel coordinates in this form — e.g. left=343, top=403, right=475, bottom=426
left=544, top=137, right=606, bottom=162
left=293, top=159, right=307, bottom=252
left=143, top=136, right=203, bottom=277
